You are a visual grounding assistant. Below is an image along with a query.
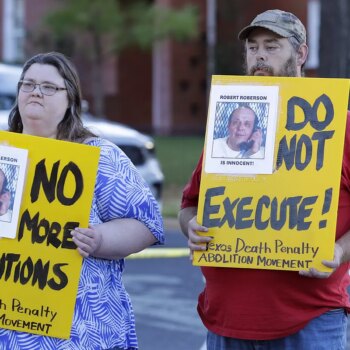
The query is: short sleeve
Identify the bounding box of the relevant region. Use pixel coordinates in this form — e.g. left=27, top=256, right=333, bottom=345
left=88, top=138, right=164, bottom=244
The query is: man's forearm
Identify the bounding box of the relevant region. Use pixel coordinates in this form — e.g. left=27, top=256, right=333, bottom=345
left=178, top=206, right=197, bottom=238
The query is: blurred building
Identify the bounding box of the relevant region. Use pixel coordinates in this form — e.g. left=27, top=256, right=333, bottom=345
left=0, top=0, right=317, bottom=135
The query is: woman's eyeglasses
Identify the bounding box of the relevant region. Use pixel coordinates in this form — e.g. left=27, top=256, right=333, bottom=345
left=18, top=80, right=67, bottom=96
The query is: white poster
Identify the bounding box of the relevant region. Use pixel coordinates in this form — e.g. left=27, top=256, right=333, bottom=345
left=204, top=84, right=279, bottom=175
left=0, top=145, right=28, bottom=238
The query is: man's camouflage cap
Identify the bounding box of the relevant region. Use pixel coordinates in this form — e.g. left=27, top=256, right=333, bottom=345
left=238, top=9, right=306, bottom=44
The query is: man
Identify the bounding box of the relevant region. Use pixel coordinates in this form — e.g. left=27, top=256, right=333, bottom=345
left=212, top=105, right=264, bottom=159
left=178, top=9, right=350, bottom=350
left=0, top=168, right=12, bottom=222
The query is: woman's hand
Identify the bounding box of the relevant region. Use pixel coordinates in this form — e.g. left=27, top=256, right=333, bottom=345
left=71, top=219, right=157, bottom=260
left=71, top=225, right=103, bottom=258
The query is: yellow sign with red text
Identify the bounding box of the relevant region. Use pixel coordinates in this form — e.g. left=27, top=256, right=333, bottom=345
left=194, top=76, right=350, bottom=272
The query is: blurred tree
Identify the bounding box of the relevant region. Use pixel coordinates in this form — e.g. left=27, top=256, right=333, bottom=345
left=319, top=0, right=350, bottom=78
left=39, top=0, right=198, bottom=117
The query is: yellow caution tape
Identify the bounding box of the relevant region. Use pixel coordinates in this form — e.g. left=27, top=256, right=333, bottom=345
left=127, top=247, right=190, bottom=259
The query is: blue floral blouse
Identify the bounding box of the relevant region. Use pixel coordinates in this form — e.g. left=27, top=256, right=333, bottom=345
left=0, top=138, right=164, bottom=350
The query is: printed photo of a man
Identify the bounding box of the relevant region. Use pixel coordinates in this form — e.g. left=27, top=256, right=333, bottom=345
left=212, top=104, right=266, bottom=159
left=0, top=168, right=13, bottom=222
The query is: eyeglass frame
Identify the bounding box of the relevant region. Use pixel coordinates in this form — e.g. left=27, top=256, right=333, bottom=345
left=18, top=80, right=67, bottom=96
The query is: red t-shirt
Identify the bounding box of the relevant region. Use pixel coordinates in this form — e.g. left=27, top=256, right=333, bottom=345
left=181, top=113, right=350, bottom=340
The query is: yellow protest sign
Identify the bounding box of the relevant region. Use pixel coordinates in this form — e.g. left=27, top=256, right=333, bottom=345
left=193, top=75, right=350, bottom=272
left=0, top=131, right=100, bottom=338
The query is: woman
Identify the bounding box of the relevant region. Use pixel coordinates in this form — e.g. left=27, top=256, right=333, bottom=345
left=2, top=52, right=164, bottom=349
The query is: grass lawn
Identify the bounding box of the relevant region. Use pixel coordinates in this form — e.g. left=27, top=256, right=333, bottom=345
left=154, top=136, right=204, bottom=217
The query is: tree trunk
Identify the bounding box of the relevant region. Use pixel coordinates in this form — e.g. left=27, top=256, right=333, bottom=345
left=319, top=0, right=350, bottom=78
left=90, top=29, right=105, bottom=118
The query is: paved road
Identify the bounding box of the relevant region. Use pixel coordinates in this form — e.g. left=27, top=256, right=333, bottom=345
left=124, top=220, right=350, bottom=350
left=124, top=222, right=206, bottom=350
left=124, top=258, right=206, bottom=349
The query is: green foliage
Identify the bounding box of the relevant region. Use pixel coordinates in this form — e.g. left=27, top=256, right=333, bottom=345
left=125, top=3, right=198, bottom=49
left=39, top=0, right=199, bottom=117
left=43, top=0, right=198, bottom=52
left=45, top=0, right=123, bottom=36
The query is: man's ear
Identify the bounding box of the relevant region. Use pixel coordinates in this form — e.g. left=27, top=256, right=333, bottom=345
left=297, top=43, right=308, bottom=66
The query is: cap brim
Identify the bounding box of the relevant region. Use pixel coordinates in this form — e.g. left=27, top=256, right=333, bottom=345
left=238, top=24, right=292, bottom=40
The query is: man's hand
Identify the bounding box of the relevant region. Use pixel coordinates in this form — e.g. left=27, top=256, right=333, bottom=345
left=299, top=243, right=344, bottom=278
left=244, top=128, right=263, bottom=156
left=187, top=216, right=212, bottom=260
left=251, top=128, right=263, bottom=153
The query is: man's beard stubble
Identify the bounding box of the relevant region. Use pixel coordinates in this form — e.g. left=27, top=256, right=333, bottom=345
left=244, top=55, right=298, bottom=77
